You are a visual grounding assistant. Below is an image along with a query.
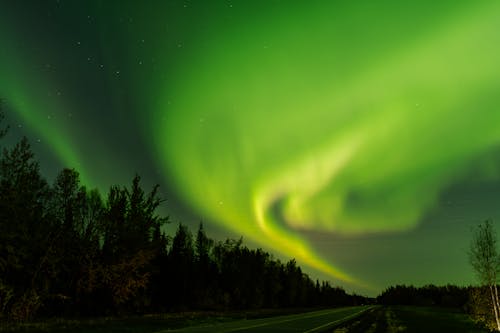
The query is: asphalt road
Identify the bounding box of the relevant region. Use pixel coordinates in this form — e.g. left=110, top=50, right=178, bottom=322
left=157, top=306, right=374, bottom=333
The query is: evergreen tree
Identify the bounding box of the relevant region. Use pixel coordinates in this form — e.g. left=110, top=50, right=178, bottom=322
left=74, top=188, right=105, bottom=315
left=193, top=223, right=215, bottom=307
left=126, top=174, right=167, bottom=253
left=0, top=137, right=49, bottom=320
left=0, top=109, right=371, bottom=317
left=102, top=185, right=128, bottom=262
left=170, top=224, right=194, bottom=309
left=99, top=176, right=167, bottom=312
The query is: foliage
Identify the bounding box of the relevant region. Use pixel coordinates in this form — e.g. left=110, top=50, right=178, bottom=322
left=389, top=306, right=488, bottom=333
left=469, top=220, right=500, bottom=331
left=0, top=137, right=50, bottom=320
left=469, top=220, right=500, bottom=286
left=0, top=134, right=369, bottom=320
left=467, top=286, right=498, bottom=331
left=377, top=284, right=470, bottom=309
left=0, top=112, right=487, bottom=323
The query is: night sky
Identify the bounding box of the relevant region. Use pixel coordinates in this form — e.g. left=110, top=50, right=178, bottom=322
left=2, top=0, right=500, bottom=295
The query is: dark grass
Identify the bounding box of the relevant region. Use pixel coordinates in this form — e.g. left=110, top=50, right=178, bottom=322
left=329, top=306, right=489, bottom=333
left=388, top=306, right=489, bottom=333
left=0, top=307, right=324, bottom=333
left=2, top=306, right=489, bottom=333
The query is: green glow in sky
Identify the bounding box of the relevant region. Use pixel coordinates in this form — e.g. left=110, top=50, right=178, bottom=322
left=157, top=2, right=500, bottom=288
left=2, top=1, right=500, bottom=293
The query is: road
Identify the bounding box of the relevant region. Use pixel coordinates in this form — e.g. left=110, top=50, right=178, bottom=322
left=156, top=306, right=374, bottom=333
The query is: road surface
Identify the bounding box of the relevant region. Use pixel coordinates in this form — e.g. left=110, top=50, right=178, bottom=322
left=156, top=306, right=374, bottom=333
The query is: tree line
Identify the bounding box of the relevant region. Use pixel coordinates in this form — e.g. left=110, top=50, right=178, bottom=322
left=376, top=282, right=500, bottom=331
left=3, top=104, right=497, bottom=329
left=376, top=221, right=500, bottom=332
left=0, top=108, right=368, bottom=321
left=377, top=284, right=470, bottom=308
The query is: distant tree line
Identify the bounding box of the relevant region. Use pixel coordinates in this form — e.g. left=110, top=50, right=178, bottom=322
left=0, top=107, right=367, bottom=321
left=377, top=218, right=500, bottom=332
left=377, top=284, right=470, bottom=308
left=377, top=284, right=500, bottom=330
left=4, top=104, right=494, bottom=325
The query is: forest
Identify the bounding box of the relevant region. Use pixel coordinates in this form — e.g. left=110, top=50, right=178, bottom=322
left=0, top=106, right=494, bottom=330
left=0, top=107, right=370, bottom=321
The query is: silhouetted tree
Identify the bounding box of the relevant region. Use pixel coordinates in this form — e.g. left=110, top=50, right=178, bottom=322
left=469, top=220, right=500, bottom=331
left=47, top=169, right=87, bottom=310
left=127, top=174, right=167, bottom=253
left=0, top=137, right=49, bottom=320
left=74, top=188, right=105, bottom=315
left=102, top=185, right=128, bottom=262
left=0, top=117, right=371, bottom=319
left=98, top=176, right=167, bottom=312
left=262, top=258, right=283, bottom=307
left=149, top=222, right=169, bottom=311
left=170, top=224, right=194, bottom=309
left=195, top=223, right=212, bottom=265
left=193, top=223, right=216, bottom=308
left=377, top=284, right=469, bottom=310
left=213, top=237, right=245, bottom=308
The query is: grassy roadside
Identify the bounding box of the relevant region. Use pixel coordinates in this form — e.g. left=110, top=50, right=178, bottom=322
left=331, top=306, right=489, bottom=333
left=0, top=307, right=326, bottom=333
left=390, top=306, right=488, bottom=333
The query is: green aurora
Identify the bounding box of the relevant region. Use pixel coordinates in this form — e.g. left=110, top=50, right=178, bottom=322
left=2, top=1, right=500, bottom=293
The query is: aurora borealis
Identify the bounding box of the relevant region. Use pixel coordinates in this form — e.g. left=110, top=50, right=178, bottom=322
left=2, top=0, right=500, bottom=295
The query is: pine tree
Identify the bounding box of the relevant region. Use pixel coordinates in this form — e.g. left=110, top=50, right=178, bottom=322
left=0, top=137, right=49, bottom=320
left=170, top=224, right=194, bottom=308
